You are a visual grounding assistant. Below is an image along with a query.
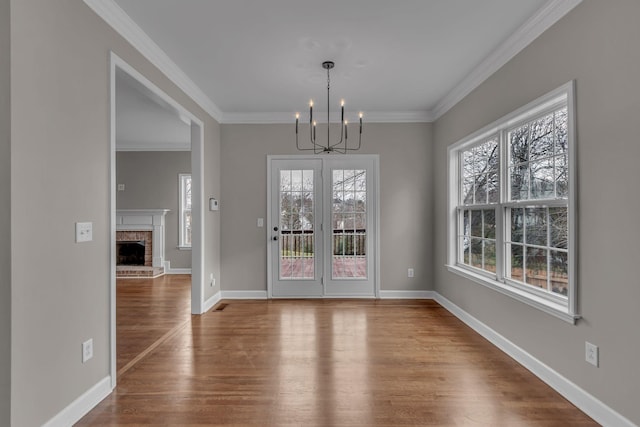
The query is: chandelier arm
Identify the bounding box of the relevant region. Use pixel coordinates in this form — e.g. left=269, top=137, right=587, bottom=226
left=345, top=130, right=363, bottom=151
left=296, top=123, right=325, bottom=151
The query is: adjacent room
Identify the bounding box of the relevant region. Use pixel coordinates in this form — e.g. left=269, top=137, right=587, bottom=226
left=3, top=1, right=640, bottom=426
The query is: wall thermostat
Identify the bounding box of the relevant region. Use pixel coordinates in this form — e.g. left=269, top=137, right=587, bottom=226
left=209, top=198, right=219, bottom=211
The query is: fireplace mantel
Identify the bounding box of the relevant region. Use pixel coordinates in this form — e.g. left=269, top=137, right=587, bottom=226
left=116, top=209, right=170, bottom=268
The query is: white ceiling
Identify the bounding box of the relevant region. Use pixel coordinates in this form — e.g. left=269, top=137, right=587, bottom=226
left=104, top=0, right=578, bottom=123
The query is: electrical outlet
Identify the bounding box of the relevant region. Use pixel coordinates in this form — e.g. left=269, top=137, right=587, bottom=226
left=408, top=268, right=414, bottom=278
left=585, top=342, right=598, bottom=367
left=82, top=339, right=93, bottom=363
left=75, top=222, right=93, bottom=243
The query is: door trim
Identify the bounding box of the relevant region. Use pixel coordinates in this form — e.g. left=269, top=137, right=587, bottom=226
left=266, top=154, right=380, bottom=299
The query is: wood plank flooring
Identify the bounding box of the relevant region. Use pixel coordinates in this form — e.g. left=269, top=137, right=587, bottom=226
left=80, top=295, right=598, bottom=426
left=116, top=274, right=192, bottom=375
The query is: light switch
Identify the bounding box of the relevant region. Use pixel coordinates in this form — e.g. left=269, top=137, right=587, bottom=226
left=257, top=218, right=264, bottom=228
left=75, top=222, right=93, bottom=243
left=117, top=184, right=125, bottom=191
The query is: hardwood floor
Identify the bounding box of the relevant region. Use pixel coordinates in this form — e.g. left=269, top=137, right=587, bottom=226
left=116, top=274, right=192, bottom=375
left=80, top=297, right=598, bottom=426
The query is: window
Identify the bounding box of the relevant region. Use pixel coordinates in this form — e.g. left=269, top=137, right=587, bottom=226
left=179, top=174, right=192, bottom=248
left=448, top=82, right=577, bottom=322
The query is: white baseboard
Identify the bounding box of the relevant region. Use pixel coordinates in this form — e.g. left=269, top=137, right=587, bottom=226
left=42, top=376, right=112, bottom=427
left=163, top=261, right=191, bottom=275
left=220, top=290, right=435, bottom=300
left=433, top=293, right=636, bottom=427
left=166, top=268, right=192, bottom=274
left=203, top=291, right=222, bottom=312
left=379, top=290, right=435, bottom=299
left=221, top=290, right=268, bottom=299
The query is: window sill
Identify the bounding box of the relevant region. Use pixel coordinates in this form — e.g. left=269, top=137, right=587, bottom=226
left=446, top=264, right=580, bottom=324
left=177, top=246, right=192, bottom=251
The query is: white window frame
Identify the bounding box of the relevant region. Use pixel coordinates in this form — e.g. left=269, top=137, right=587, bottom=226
left=178, top=173, right=192, bottom=249
left=446, top=81, right=578, bottom=323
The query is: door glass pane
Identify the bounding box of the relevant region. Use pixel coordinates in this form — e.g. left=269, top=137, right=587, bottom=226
left=279, top=169, right=314, bottom=280
left=332, top=169, right=367, bottom=279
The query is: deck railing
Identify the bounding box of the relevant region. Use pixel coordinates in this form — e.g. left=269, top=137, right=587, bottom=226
left=280, top=229, right=366, bottom=256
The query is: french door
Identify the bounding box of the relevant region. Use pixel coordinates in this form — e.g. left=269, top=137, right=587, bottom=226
left=268, top=156, right=377, bottom=298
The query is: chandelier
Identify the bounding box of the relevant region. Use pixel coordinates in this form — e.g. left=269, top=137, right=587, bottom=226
left=295, top=61, right=363, bottom=153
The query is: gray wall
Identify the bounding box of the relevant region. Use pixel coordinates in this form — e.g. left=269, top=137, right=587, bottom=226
left=204, top=119, right=222, bottom=301
left=9, top=0, right=221, bottom=425
left=0, top=0, right=10, bottom=424
left=433, top=0, right=640, bottom=424
left=220, top=123, right=433, bottom=293
left=116, top=151, right=192, bottom=269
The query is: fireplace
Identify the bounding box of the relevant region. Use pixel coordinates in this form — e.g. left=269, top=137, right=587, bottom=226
left=116, top=209, right=169, bottom=278
left=117, top=240, right=146, bottom=266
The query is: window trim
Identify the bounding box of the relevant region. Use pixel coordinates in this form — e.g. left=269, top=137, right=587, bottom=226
left=446, top=81, right=578, bottom=323
left=178, top=173, right=192, bottom=249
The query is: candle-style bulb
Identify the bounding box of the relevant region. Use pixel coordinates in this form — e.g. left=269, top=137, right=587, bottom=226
left=309, top=100, right=314, bottom=107
left=359, top=112, right=363, bottom=119
left=341, top=99, right=345, bottom=107
left=295, top=112, right=300, bottom=119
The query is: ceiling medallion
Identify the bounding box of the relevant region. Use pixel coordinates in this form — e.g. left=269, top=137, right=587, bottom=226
left=295, top=61, right=363, bottom=153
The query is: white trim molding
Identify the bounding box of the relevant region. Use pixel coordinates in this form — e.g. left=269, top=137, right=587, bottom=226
left=203, top=291, right=222, bottom=312
left=431, top=0, right=583, bottom=120
left=379, top=290, right=435, bottom=299
left=221, top=110, right=434, bottom=124
left=221, top=290, right=268, bottom=300
left=433, top=293, right=636, bottom=427
left=163, top=261, right=192, bottom=275
left=42, top=376, right=112, bottom=427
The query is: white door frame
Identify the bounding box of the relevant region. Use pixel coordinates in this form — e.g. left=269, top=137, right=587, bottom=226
left=266, top=154, right=380, bottom=299
left=109, top=52, right=206, bottom=389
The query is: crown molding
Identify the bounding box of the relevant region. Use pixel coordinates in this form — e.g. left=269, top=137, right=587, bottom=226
left=83, top=0, right=223, bottom=122
left=85, top=0, right=581, bottom=125
left=430, top=0, right=583, bottom=121
left=221, top=110, right=433, bottom=124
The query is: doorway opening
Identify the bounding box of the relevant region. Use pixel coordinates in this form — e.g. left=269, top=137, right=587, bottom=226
left=110, top=52, right=206, bottom=388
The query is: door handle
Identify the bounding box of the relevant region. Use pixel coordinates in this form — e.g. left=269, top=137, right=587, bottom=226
left=273, top=236, right=278, bottom=241
left=273, top=226, right=279, bottom=231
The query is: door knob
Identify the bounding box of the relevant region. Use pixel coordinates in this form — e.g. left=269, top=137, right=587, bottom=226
left=273, top=236, right=278, bottom=241
left=273, top=226, right=279, bottom=231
